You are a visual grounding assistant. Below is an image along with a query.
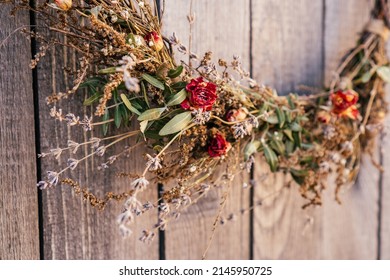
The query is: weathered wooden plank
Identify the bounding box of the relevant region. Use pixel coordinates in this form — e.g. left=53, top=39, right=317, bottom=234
left=379, top=2, right=390, bottom=260
left=252, top=0, right=379, bottom=259
left=162, top=0, right=251, bottom=259
left=36, top=5, right=158, bottom=259
left=321, top=0, right=379, bottom=259
left=0, top=7, right=40, bottom=259
left=380, top=84, right=390, bottom=260
left=252, top=0, right=324, bottom=259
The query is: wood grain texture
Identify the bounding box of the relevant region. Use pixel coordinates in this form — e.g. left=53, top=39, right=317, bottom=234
left=380, top=85, right=390, bottom=260
left=162, top=0, right=251, bottom=259
left=0, top=7, right=40, bottom=259
left=321, top=0, right=379, bottom=260
left=36, top=6, right=158, bottom=259
left=252, top=0, right=324, bottom=259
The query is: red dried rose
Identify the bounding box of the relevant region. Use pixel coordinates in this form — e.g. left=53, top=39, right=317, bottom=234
left=144, top=31, right=164, bottom=51
left=181, top=77, right=217, bottom=111
left=330, top=90, right=360, bottom=120
left=207, top=133, right=231, bottom=158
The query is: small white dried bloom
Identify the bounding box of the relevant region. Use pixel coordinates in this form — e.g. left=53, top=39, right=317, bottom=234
left=47, top=171, right=59, bottom=186
left=177, top=44, right=187, bottom=54
left=232, top=122, right=251, bottom=139
left=110, top=14, right=118, bottom=23
left=118, top=224, right=132, bottom=237
left=248, top=114, right=259, bottom=128
left=65, top=113, right=80, bottom=126
left=159, top=203, right=170, bottom=214
left=341, top=141, right=353, bottom=153
left=67, top=158, right=79, bottom=170
left=50, top=148, right=62, bottom=160
left=244, top=155, right=255, bottom=173
left=192, top=109, right=211, bottom=125
left=189, top=52, right=199, bottom=60
left=146, top=154, right=162, bottom=171
left=81, top=116, right=92, bottom=131
left=90, top=137, right=101, bottom=149
left=131, top=177, right=149, bottom=191
left=124, top=196, right=143, bottom=212
left=138, top=1, right=144, bottom=7
left=37, top=181, right=49, bottom=190
left=330, top=152, right=341, bottom=163
left=50, top=106, right=64, bottom=121
left=124, top=75, right=140, bottom=92
left=143, top=201, right=155, bottom=211
left=120, top=10, right=130, bottom=20
left=67, top=140, right=79, bottom=154
left=180, top=194, right=191, bottom=206
left=324, top=125, right=337, bottom=140
left=117, top=209, right=134, bottom=225
left=108, top=155, right=117, bottom=164
left=139, top=230, right=155, bottom=243
left=169, top=32, right=180, bottom=45
left=96, top=146, right=106, bottom=157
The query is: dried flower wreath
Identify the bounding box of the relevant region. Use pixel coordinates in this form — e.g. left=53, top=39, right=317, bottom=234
left=2, top=0, right=390, bottom=244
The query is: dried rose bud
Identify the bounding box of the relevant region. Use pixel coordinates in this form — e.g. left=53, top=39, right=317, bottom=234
left=181, top=77, right=217, bottom=111
left=55, top=0, right=72, bottom=11
left=225, top=107, right=248, bottom=122
left=144, top=31, right=164, bottom=51
left=207, top=133, right=231, bottom=158
left=317, top=111, right=331, bottom=124
left=330, top=90, right=360, bottom=120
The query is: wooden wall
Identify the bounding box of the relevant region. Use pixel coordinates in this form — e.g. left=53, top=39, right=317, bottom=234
left=0, top=0, right=389, bottom=260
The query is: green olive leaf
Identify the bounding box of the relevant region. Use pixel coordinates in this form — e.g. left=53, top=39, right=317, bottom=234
left=137, top=107, right=166, bottom=121
left=98, top=67, right=117, bottom=74
left=114, top=106, right=121, bottom=128
left=159, top=111, right=192, bottom=136
left=168, top=65, right=184, bottom=79
left=276, top=107, right=285, bottom=128
left=120, top=94, right=141, bottom=115
left=376, top=66, right=390, bottom=83
left=142, top=73, right=165, bottom=90
left=244, top=140, right=261, bottom=161
left=265, top=114, right=279, bottom=124
left=166, top=89, right=187, bottom=106
left=263, top=144, right=279, bottom=172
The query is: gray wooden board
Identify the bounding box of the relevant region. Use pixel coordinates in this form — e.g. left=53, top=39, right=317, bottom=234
left=0, top=6, right=40, bottom=260
left=162, top=0, right=251, bottom=259
left=253, top=0, right=379, bottom=259
left=36, top=2, right=158, bottom=259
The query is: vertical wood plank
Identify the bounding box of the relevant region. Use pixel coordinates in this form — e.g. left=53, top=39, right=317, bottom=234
left=252, top=0, right=324, bottom=259
left=380, top=84, right=390, bottom=260
left=36, top=5, right=158, bottom=259
left=162, top=0, right=251, bottom=259
left=0, top=7, right=40, bottom=259
left=322, top=0, right=379, bottom=259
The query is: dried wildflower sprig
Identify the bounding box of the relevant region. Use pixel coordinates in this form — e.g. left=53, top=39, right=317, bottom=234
left=3, top=0, right=390, bottom=240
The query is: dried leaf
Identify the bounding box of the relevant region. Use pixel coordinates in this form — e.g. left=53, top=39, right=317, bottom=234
left=263, top=144, right=278, bottom=172
left=159, top=112, right=192, bottom=136
left=120, top=94, right=141, bottom=115
left=114, top=106, right=121, bottom=128
left=166, top=89, right=187, bottom=106
left=244, top=140, right=261, bottom=160
left=168, top=65, right=184, bottom=78
left=142, top=73, right=165, bottom=90
left=137, top=107, right=166, bottom=121
left=376, top=66, right=390, bottom=83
